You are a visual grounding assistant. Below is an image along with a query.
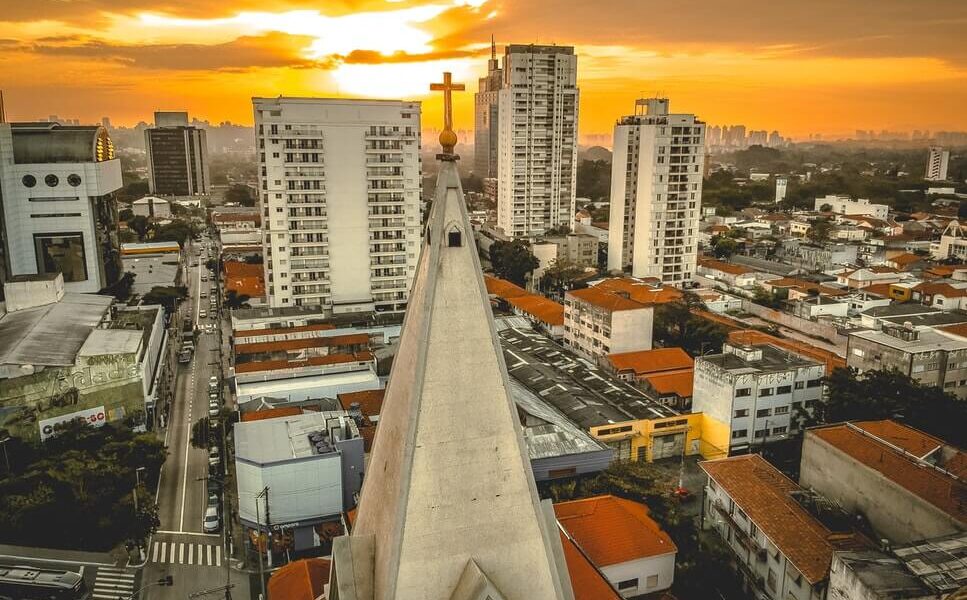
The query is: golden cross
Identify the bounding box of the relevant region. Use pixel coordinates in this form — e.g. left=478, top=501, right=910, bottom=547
left=430, top=72, right=465, bottom=155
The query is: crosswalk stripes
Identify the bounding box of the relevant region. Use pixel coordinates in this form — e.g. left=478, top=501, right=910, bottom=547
left=150, top=540, right=222, bottom=567
left=92, top=567, right=136, bottom=600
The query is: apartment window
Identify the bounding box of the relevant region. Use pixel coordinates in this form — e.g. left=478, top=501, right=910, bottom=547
left=806, top=379, right=822, bottom=388
left=756, top=408, right=771, bottom=418
left=759, top=388, right=774, bottom=397
left=767, top=568, right=778, bottom=592
left=776, top=385, right=792, bottom=394
left=616, top=579, right=638, bottom=592
left=731, top=429, right=747, bottom=439
left=34, top=232, right=87, bottom=282
left=773, top=426, right=788, bottom=435
left=774, top=405, right=790, bottom=415
left=736, top=388, right=751, bottom=397
left=754, top=428, right=769, bottom=438
left=646, top=575, right=659, bottom=589
left=794, top=381, right=804, bottom=390
left=734, top=409, right=749, bottom=418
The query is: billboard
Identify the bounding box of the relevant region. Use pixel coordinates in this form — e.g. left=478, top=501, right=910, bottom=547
left=39, top=405, right=107, bottom=441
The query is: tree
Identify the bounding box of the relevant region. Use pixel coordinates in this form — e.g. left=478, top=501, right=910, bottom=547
left=100, top=271, right=136, bottom=302
left=118, top=208, right=134, bottom=222
left=959, top=200, right=967, bottom=220
left=225, top=184, right=255, bottom=207
left=804, top=367, right=967, bottom=446
left=538, top=258, right=587, bottom=296
left=710, top=235, right=738, bottom=259
left=0, top=421, right=166, bottom=551
left=128, top=215, right=152, bottom=241
left=205, top=258, right=218, bottom=272
left=653, top=292, right=728, bottom=356
left=490, top=240, right=539, bottom=286
left=575, top=159, right=611, bottom=201
left=243, top=255, right=264, bottom=264
left=751, top=285, right=787, bottom=309
left=153, top=221, right=196, bottom=245
left=224, top=290, right=251, bottom=309
left=807, top=218, right=832, bottom=244
left=142, top=286, right=188, bottom=314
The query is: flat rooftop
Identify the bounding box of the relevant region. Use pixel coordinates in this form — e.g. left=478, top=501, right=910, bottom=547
left=497, top=320, right=679, bottom=427
left=234, top=410, right=359, bottom=464
left=701, top=343, right=821, bottom=373
left=850, top=327, right=967, bottom=353
left=893, top=532, right=967, bottom=594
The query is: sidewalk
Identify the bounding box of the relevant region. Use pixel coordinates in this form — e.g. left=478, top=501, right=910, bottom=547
left=0, top=543, right=124, bottom=567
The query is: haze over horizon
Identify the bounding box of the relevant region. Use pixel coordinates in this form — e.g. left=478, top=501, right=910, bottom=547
left=2, top=0, right=966, bottom=139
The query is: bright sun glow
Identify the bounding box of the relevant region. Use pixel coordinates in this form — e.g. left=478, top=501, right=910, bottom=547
left=332, top=59, right=475, bottom=98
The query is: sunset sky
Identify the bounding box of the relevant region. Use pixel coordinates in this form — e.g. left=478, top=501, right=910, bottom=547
left=1, top=0, right=966, bottom=141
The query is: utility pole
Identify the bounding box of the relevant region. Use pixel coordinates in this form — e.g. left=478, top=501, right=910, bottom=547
left=255, top=487, right=268, bottom=600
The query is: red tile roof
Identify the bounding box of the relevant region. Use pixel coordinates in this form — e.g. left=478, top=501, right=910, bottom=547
left=645, top=371, right=694, bottom=398
left=212, top=211, right=261, bottom=225
left=915, top=282, right=967, bottom=298
left=241, top=407, right=305, bottom=422
left=554, top=495, right=677, bottom=567
left=593, top=278, right=683, bottom=305
left=223, top=261, right=265, bottom=299
left=267, top=558, right=329, bottom=600
left=887, top=253, right=923, bottom=268
left=507, top=294, right=565, bottom=326
left=483, top=275, right=529, bottom=299
left=860, top=282, right=894, bottom=297
left=568, top=287, right=645, bottom=312
left=607, top=348, right=693, bottom=376
left=700, top=454, right=834, bottom=585
left=698, top=257, right=755, bottom=276
left=235, top=333, right=369, bottom=355
left=809, top=422, right=966, bottom=523
left=766, top=277, right=850, bottom=297
left=558, top=530, right=622, bottom=600
left=234, top=351, right=374, bottom=374
left=235, top=323, right=336, bottom=339
left=337, top=389, right=385, bottom=418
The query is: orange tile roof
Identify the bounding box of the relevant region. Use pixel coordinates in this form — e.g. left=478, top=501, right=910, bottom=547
left=483, top=275, right=529, bottom=299
left=915, top=282, right=967, bottom=298
left=698, top=257, right=755, bottom=276
left=700, top=454, right=834, bottom=585
left=568, top=287, right=646, bottom=312
left=607, top=348, right=693, bottom=376
left=728, top=329, right=845, bottom=374
left=358, top=424, right=377, bottom=453
left=810, top=422, right=966, bottom=524
left=234, top=351, right=374, bottom=374
left=212, top=212, right=261, bottom=225
left=645, top=371, right=694, bottom=398
left=558, top=530, right=622, bottom=600
left=235, top=333, right=369, bottom=355
left=235, top=323, right=336, bottom=339
left=338, top=389, right=385, bottom=418
left=938, top=322, right=967, bottom=339
left=554, top=495, right=677, bottom=566
left=223, top=261, right=265, bottom=299
left=241, top=407, right=304, bottom=422
left=507, top=294, right=565, bottom=326
left=888, top=253, right=922, bottom=268
left=593, top=278, right=683, bottom=305
left=766, top=277, right=850, bottom=297
left=267, top=558, right=329, bottom=600
left=860, top=282, right=894, bottom=297
left=850, top=420, right=945, bottom=457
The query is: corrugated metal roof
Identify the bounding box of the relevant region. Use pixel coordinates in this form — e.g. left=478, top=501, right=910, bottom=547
left=0, top=293, right=112, bottom=367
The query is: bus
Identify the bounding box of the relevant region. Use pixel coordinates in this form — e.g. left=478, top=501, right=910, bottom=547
left=0, top=566, right=90, bottom=600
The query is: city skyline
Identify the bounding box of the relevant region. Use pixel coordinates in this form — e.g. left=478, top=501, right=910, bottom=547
left=1, top=0, right=966, bottom=138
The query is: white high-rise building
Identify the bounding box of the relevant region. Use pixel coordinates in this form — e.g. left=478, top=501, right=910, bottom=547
left=252, top=97, right=422, bottom=313
left=925, top=146, right=950, bottom=181
left=496, top=44, right=579, bottom=239
left=607, top=99, right=705, bottom=285
left=775, top=176, right=788, bottom=203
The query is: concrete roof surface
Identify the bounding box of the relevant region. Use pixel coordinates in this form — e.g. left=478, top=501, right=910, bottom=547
left=79, top=329, right=142, bottom=356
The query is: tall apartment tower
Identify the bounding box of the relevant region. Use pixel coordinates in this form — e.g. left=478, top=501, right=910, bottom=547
left=925, top=146, right=950, bottom=181
left=0, top=122, right=121, bottom=293
left=144, top=111, right=210, bottom=196
left=473, top=37, right=502, bottom=179
left=607, top=99, right=705, bottom=286
left=252, top=97, right=422, bottom=313
left=496, top=45, right=579, bottom=238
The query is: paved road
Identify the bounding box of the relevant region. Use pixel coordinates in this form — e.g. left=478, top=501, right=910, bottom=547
left=0, top=554, right=139, bottom=600
left=144, top=236, right=249, bottom=600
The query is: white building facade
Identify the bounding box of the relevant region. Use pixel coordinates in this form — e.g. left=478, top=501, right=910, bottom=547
left=925, top=146, right=950, bottom=181
left=0, top=122, right=121, bottom=293
left=814, top=195, right=889, bottom=219
left=473, top=40, right=502, bottom=179
left=607, top=99, right=704, bottom=285
left=693, top=344, right=824, bottom=454
left=252, top=98, right=422, bottom=313
left=496, top=45, right=579, bottom=238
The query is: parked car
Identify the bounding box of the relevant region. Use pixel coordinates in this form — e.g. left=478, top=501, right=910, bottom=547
left=199, top=310, right=207, bottom=318
left=208, top=406, right=219, bottom=418
left=207, top=492, right=219, bottom=508
left=203, top=507, right=220, bottom=533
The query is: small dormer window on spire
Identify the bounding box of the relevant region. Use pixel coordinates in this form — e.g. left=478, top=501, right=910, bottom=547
left=447, top=226, right=462, bottom=247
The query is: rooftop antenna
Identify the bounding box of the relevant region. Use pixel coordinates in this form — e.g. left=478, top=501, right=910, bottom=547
left=491, top=34, right=496, bottom=60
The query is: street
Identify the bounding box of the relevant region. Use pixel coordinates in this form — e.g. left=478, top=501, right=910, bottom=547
left=144, top=236, right=249, bottom=600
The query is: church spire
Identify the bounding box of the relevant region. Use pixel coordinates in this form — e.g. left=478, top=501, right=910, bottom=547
left=329, top=72, right=574, bottom=600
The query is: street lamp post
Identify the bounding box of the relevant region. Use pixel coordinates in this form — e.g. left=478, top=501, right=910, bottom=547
left=123, top=575, right=173, bottom=600
left=254, top=488, right=267, bottom=600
